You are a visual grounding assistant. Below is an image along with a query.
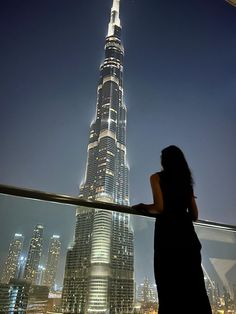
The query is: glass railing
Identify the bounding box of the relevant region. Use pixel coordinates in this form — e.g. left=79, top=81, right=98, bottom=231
left=0, top=185, right=235, bottom=314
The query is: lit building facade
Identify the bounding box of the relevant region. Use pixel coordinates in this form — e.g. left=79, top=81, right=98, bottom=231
left=0, top=279, right=31, bottom=313
left=24, top=224, right=44, bottom=284
left=42, top=235, right=61, bottom=290
left=1, top=233, right=24, bottom=284
left=27, top=285, right=49, bottom=313
left=17, top=256, right=27, bottom=280
left=0, top=279, right=49, bottom=314
left=36, top=265, right=46, bottom=286
left=62, top=0, right=134, bottom=313
left=137, top=277, right=158, bottom=304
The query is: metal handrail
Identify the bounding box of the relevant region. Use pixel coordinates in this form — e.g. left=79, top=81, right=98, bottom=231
left=0, top=184, right=235, bottom=232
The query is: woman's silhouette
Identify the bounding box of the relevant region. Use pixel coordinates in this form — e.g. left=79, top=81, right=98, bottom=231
left=133, top=145, right=212, bottom=314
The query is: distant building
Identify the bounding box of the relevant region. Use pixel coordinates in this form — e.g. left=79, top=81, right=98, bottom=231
left=137, top=277, right=158, bottom=304
left=24, top=224, right=44, bottom=284
left=0, top=279, right=31, bottom=313
left=42, top=235, right=61, bottom=290
left=203, top=267, right=221, bottom=311
left=17, top=255, right=27, bottom=280
left=0, top=278, right=49, bottom=313
left=1, top=233, right=24, bottom=284
left=47, top=291, right=62, bottom=313
left=61, top=0, right=134, bottom=313
left=233, top=284, right=236, bottom=308
left=37, top=265, right=46, bottom=285
left=27, top=284, right=49, bottom=313
left=0, top=283, right=13, bottom=312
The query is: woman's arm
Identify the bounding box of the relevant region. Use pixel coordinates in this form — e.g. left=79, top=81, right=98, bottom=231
left=132, top=173, right=164, bottom=214
left=148, top=173, right=164, bottom=214
left=188, top=196, right=199, bottom=221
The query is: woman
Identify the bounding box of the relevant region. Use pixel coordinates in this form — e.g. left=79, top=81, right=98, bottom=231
left=133, top=145, right=212, bottom=314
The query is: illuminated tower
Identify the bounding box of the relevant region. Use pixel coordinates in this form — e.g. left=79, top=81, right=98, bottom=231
left=79, top=0, right=128, bottom=205
left=23, top=224, right=44, bottom=284
left=137, top=277, right=158, bottom=304
left=42, top=235, right=61, bottom=290
left=1, top=233, right=24, bottom=284
left=62, top=0, right=134, bottom=313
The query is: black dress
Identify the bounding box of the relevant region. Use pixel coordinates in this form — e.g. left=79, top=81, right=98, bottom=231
left=154, top=172, right=212, bottom=314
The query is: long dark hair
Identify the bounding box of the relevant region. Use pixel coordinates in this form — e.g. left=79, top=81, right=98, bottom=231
left=161, top=145, right=194, bottom=191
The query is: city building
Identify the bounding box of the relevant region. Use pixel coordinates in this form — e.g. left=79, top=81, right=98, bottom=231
left=42, top=235, right=61, bottom=290
left=37, top=265, right=46, bottom=286
left=0, top=278, right=49, bottom=314
left=137, top=278, right=157, bottom=304
left=47, top=290, right=62, bottom=313
left=1, top=233, right=24, bottom=284
left=27, top=284, right=49, bottom=313
left=233, top=284, right=236, bottom=309
left=17, top=255, right=27, bottom=280
left=0, top=279, right=31, bottom=313
left=24, top=224, right=44, bottom=284
left=135, top=278, right=158, bottom=314
left=0, top=279, right=49, bottom=314
left=0, top=283, right=12, bottom=312
left=62, top=0, right=134, bottom=313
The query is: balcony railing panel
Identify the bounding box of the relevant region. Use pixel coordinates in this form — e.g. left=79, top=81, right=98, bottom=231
left=0, top=185, right=235, bottom=313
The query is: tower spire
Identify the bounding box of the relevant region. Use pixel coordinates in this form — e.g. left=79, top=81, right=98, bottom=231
left=107, top=0, right=121, bottom=37
left=62, top=0, right=134, bottom=312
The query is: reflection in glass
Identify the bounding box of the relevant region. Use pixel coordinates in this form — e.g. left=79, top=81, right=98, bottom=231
left=0, top=193, right=236, bottom=313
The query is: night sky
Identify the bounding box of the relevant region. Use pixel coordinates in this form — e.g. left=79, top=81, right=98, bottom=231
left=0, top=0, right=236, bottom=286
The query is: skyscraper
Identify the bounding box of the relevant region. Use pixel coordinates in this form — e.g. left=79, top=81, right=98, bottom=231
left=1, top=233, right=24, bottom=284
left=42, top=235, right=61, bottom=290
left=24, top=224, right=44, bottom=284
left=0, top=279, right=31, bottom=313
left=62, top=1, right=134, bottom=313
left=37, top=265, right=46, bottom=286
left=0, top=279, right=49, bottom=314
left=137, top=277, right=158, bottom=304
left=79, top=0, right=129, bottom=206
left=17, top=256, right=27, bottom=280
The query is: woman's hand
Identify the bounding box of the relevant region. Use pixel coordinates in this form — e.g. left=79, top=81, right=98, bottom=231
left=132, top=203, right=145, bottom=210
left=132, top=203, right=147, bottom=214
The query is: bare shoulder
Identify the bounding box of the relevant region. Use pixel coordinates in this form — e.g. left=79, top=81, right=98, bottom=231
left=150, top=172, right=160, bottom=182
